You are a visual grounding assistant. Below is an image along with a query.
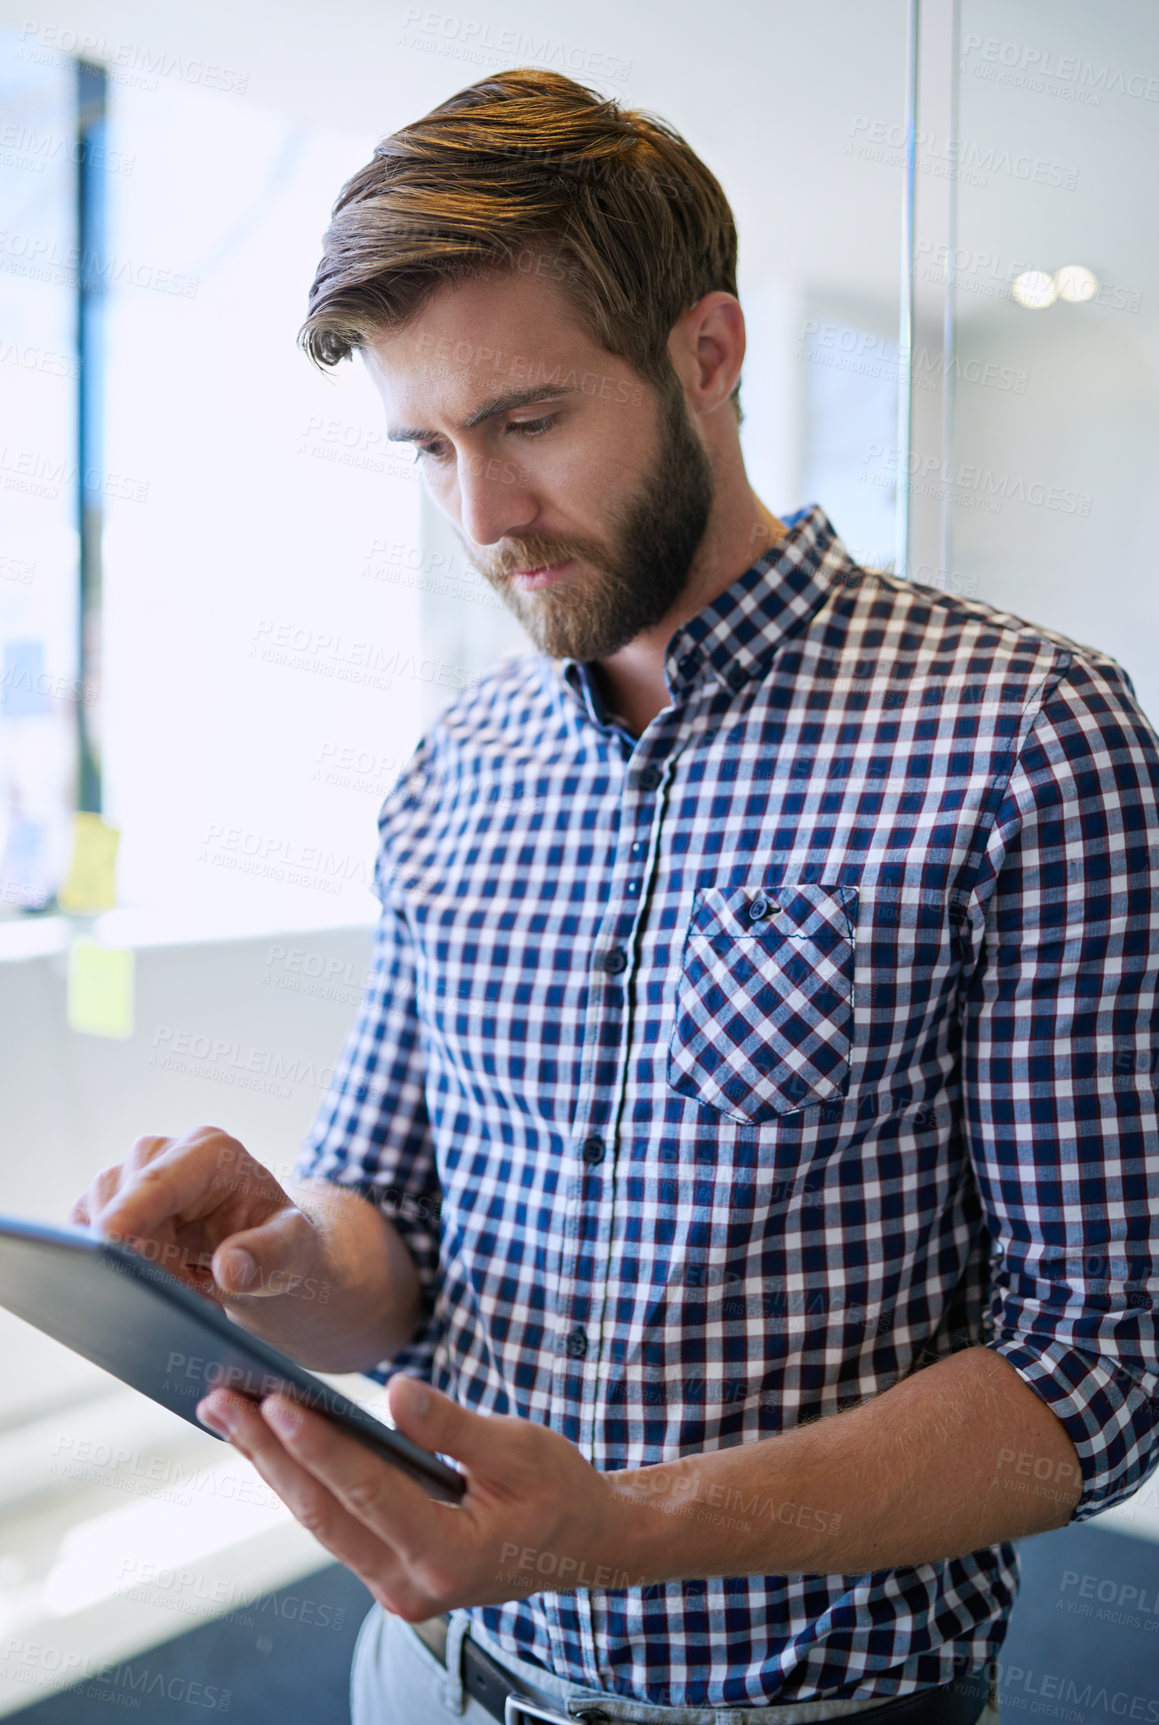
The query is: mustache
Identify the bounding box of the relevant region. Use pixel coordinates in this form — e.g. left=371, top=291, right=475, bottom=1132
left=485, top=542, right=585, bottom=576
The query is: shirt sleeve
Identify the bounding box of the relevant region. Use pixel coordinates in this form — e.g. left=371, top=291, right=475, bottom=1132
left=960, top=651, right=1159, bottom=1521
left=293, top=748, right=442, bottom=1384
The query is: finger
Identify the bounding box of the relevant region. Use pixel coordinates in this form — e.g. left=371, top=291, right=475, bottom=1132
left=258, top=1392, right=463, bottom=1569
left=211, top=1207, right=319, bottom=1299
left=69, top=1181, right=99, bottom=1226
left=124, top=1134, right=174, bottom=1171
left=388, top=1373, right=497, bottom=1473
left=92, top=1127, right=244, bottom=1240
left=88, top=1137, right=172, bottom=1236
left=70, top=1163, right=133, bottom=1228
left=197, top=1392, right=411, bottom=1593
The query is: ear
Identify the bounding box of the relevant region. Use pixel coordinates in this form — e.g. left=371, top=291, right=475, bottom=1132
left=670, top=291, right=745, bottom=414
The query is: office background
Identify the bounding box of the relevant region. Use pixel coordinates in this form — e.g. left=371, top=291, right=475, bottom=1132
left=1, top=0, right=1157, bottom=1718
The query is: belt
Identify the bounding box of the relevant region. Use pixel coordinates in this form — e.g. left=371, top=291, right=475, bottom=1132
left=415, top=1612, right=601, bottom=1722
left=411, top=1614, right=994, bottom=1725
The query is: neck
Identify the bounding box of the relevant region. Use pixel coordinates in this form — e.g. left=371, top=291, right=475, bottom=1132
left=593, top=491, right=787, bottom=738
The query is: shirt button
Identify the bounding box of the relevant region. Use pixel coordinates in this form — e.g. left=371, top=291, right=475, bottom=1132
left=726, top=662, right=747, bottom=691
left=638, top=765, right=661, bottom=791
left=601, top=947, right=628, bottom=974
left=748, top=894, right=774, bottom=922
left=581, top=1134, right=605, bottom=1164
left=631, top=841, right=643, bottom=855
left=565, top=1326, right=588, bottom=1360
left=678, top=651, right=700, bottom=678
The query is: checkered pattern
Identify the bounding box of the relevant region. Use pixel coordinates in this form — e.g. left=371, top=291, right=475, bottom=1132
left=296, top=503, right=1159, bottom=1708
left=668, top=882, right=858, bottom=1121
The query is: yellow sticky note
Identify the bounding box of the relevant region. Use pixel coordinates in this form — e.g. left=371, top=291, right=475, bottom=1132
left=58, top=813, right=120, bottom=912
left=67, top=939, right=135, bottom=1039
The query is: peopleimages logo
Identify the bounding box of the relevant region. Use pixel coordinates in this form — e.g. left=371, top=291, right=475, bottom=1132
left=17, top=21, right=248, bottom=93
left=862, top=445, right=1092, bottom=516
left=0, top=230, right=198, bottom=296
left=960, top=33, right=1159, bottom=104
left=396, top=7, right=631, bottom=82
left=846, top=116, right=1079, bottom=189
left=149, top=1025, right=337, bottom=1098
left=799, top=321, right=1029, bottom=395
left=1059, top=1567, right=1159, bottom=1622
left=984, top=1658, right=1159, bottom=1720
left=0, top=1636, right=231, bottom=1710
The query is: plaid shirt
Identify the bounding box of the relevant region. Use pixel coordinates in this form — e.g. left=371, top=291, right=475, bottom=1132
left=295, top=503, right=1159, bottom=1706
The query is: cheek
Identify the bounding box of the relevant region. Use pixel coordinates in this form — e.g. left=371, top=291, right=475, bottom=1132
left=554, top=432, right=642, bottom=516
left=420, top=464, right=461, bottom=517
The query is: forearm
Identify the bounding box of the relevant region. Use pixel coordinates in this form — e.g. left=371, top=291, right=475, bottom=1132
left=229, top=1182, right=424, bottom=1372
left=610, top=1346, right=1082, bottom=1583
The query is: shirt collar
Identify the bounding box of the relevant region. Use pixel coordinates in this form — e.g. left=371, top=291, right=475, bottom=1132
left=556, top=502, right=858, bottom=725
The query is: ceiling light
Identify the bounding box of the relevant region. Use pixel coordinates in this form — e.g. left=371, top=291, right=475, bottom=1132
left=1054, top=264, right=1099, bottom=303
left=1012, top=270, right=1058, bottom=310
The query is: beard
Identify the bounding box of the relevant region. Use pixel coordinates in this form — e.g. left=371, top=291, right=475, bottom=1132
left=465, top=367, right=715, bottom=662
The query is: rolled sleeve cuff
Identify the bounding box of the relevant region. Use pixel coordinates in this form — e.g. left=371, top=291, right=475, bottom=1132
left=347, top=1183, right=443, bottom=1386
left=292, top=1162, right=443, bottom=1387
left=988, top=1334, right=1159, bottom=1521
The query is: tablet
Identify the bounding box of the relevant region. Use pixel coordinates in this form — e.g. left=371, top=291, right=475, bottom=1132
left=0, top=1214, right=465, bottom=1504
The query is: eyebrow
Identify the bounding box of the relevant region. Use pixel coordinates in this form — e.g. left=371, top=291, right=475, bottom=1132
left=386, top=386, right=580, bottom=444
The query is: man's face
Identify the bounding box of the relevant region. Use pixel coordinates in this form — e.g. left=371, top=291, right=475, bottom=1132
left=362, top=267, right=715, bottom=661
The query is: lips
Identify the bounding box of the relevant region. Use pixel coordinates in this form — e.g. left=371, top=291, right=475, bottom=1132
left=508, top=557, right=574, bottom=590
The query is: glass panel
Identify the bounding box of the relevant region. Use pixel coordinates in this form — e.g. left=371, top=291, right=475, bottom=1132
left=949, top=0, right=1159, bottom=719
left=0, top=26, right=79, bottom=915
left=97, top=77, right=424, bottom=925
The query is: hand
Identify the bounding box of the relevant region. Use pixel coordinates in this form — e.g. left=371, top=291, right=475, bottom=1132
left=195, top=1376, right=638, bottom=1619
left=69, top=1124, right=322, bottom=1308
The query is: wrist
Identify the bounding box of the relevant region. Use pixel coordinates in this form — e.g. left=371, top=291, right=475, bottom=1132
left=290, top=1182, right=424, bottom=1366
left=601, top=1456, right=711, bottom=1586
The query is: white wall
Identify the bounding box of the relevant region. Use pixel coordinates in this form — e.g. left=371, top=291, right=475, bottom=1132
left=0, top=920, right=372, bottom=1427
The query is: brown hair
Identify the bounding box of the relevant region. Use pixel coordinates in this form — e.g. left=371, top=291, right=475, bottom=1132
left=298, top=67, right=743, bottom=418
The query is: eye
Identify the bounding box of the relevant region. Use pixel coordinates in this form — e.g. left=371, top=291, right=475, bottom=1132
left=412, top=439, right=447, bottom=464
left=507, top=415, right=556, bottom=438
left=412, top=415, right=558, bottom=463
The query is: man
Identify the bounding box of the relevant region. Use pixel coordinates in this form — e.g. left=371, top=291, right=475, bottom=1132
left=72, top=67, right=1159, bottom=1725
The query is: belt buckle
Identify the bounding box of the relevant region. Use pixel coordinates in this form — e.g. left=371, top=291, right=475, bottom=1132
left=503, top=1695, right=586, bottom=1725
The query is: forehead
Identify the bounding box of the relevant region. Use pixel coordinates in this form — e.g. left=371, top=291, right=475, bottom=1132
left=360, top=266, right=618, bottom=431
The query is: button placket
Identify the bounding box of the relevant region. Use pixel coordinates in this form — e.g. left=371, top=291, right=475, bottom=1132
left=556, top=717, right=692, bottom=1534
left=558, top=733, right=677, bottom=1473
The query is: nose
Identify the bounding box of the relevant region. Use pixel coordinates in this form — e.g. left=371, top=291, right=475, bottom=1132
left=454, top=445, right=539, bottom=553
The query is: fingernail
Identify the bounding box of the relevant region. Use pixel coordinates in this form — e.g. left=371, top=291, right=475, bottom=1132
left=263, top=1397, right=301, bottom=1437
left=199, top=1397, right=238, bottom=1435
left=221, top=1248, right=255, bottom=1289
left=405, top=1379, right=430, bottom=1417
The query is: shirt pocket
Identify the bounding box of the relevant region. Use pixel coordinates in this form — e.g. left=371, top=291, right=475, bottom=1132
left=666, top=881, right=858, bottom=1124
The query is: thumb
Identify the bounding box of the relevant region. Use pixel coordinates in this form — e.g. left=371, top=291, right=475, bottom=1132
left=212, top=1207, right=319, bottom=1298
left=387, top=1374, right=490, bottom=1466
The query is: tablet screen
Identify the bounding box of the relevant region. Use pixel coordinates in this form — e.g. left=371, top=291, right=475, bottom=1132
left=0, top=1214, right=465, bottom=1504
